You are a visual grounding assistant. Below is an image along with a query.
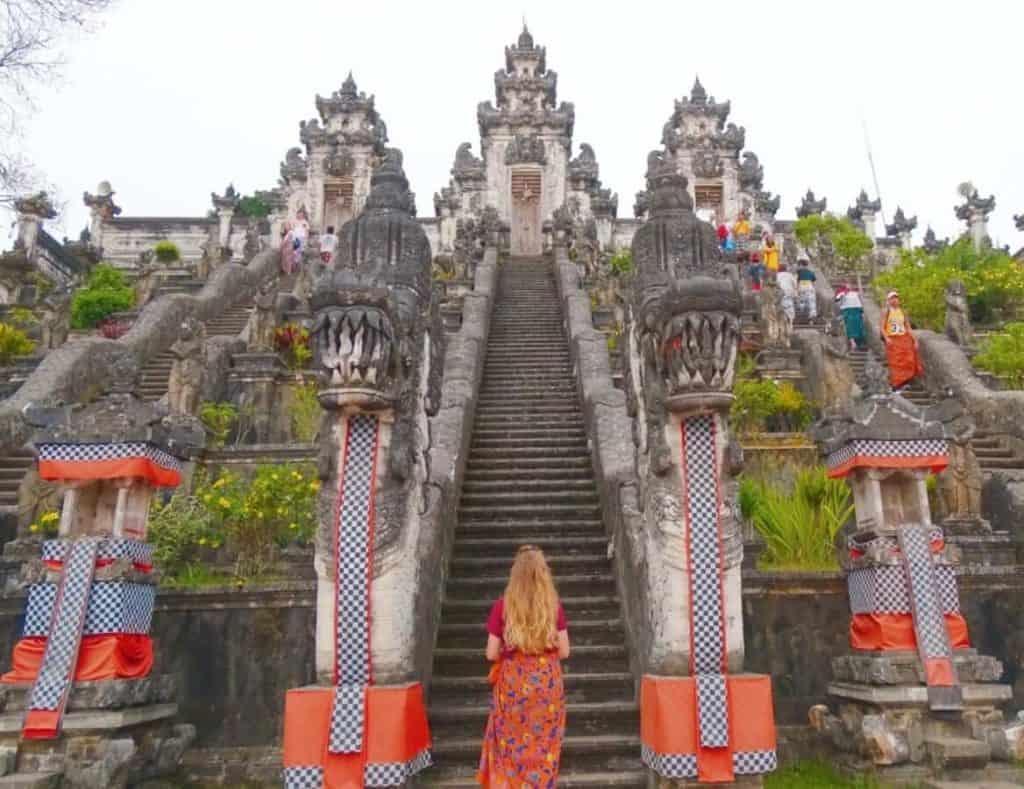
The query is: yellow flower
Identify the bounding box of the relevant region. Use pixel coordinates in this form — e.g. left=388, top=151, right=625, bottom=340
left=198, top=538, right=207, bottom=546
left=40, top=512, right=59, bottom=523
left=309, top=481, right=320, bottom=492
left=29, top=523, right=40, bottom=533
left=213, top=477, right=227, bottom=489
left=256, top=511, right=264, bottom=519
left=218, top=497, right=231, bottom=509
left=278, top=507, right=286, bottom=515
left=289, top=523, right=298, bottom=530
left=203, top=494, right=213, bottom=504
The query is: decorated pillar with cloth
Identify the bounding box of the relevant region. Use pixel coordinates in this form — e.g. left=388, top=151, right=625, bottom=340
left=282, top=149, right=444, bottom=788
left=809, top=361, right=1024, bottom=775
left=623, top=151, right=777, bottom=785
left=0, top=353, right=198, bottom=781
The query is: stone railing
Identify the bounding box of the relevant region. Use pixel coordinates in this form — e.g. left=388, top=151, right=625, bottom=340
left=551, top=244, right=649, bottom=680
left=409, top=246, right=499, bottom=686
left=0, top=248, right=282, bottom=453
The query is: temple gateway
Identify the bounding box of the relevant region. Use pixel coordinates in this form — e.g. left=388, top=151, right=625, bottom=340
left=0, top=24, right=1023, bottom=789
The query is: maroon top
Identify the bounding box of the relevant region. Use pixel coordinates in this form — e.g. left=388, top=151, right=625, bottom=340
left=487, top=598, right=568, bottom=653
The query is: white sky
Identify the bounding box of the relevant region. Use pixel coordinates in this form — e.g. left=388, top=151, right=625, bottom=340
left=16, top=0, right=1024, bottom=249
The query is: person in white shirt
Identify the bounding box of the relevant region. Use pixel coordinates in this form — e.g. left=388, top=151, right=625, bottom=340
left=319, top=226, right=338, bottom=266
left=775, top=264, right=798, bottom=323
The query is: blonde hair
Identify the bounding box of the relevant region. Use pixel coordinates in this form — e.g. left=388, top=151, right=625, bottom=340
left=502, top=545, right=559, bottom=654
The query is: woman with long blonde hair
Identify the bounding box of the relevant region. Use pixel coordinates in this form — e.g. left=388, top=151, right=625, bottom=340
left=477, top=546, right=570, bottom=788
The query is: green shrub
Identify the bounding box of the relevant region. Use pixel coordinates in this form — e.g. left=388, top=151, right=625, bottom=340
left=199, top=402, right=239, bottom=449
left=874, top=238, right=1024, bottom=330
left=730, top=378, right=815, bottom=436
left=793, top=214, right=873, bottom=274
left=744, top=468, right=853, bottom=571
left=765, top=760, right=879, bottom=789
left=6, top=307, right=37, bottom=328
left=238, top=194, right=271, bottom=219
left=0, top=323, right=35, bottom=364
left=70, top=264, right=135, bottom=329
left=974, top=323, right=1024, bottom=389
left=150, top=463, right=319, bottom=582
left=153, top=240, right=181, bottom=263
left=290, top=382, right=321, bottom=443
left=608, top=249, right=633, bottom=277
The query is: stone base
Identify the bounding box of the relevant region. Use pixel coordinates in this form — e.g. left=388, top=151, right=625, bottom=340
left=944, top=528, right=1016, bottom=569
left=0, top=676, right=176, bottom=715
left=755, top=348, right=803, bottom=377
left=831, top=649, right=1004, bottom=686
left=0, top=701, right=193, bottom=789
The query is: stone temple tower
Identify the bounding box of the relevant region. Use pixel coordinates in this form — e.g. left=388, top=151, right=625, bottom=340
left=476, top=25, right=575, bottom=255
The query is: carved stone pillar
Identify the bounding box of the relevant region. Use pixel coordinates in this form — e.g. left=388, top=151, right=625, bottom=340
left=810, top=383, right=1024, bottom=779
left=0, top=357, right=199, bottom=787
left=955, top=191, right=995, bottom=252
left=625, top=151, right=777, bottom=785
left=282, top=149, right=442, bottom=787
left=82, top=182, right=121, bottom=257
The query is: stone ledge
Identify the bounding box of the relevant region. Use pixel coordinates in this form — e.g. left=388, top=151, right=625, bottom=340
left=828, top=681, right=1012, bottom=706
left=0, top=703, right=177, bottom=734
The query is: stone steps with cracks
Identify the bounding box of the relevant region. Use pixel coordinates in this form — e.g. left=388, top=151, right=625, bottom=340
left=428, top=256, right=640, bottom=784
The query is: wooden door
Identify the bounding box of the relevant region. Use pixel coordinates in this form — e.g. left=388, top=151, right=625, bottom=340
left=511, top=169, right=542, bottom=256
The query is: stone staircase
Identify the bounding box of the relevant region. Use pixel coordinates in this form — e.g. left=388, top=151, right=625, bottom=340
left=848, top=349, right=1024, bottom=472
left=423, top=257, right=644, bottom=787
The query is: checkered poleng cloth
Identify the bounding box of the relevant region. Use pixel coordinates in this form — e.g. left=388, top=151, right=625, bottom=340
left=42, top=537, right=154, bottom=567
left=826, top=438, right=948, bottom=471
left=641, top=745, right=778, bottom=778
left=681, top=415, right=730, bottom=750
left=328, top=415, right=380, bottom=755
left=23, top=581, right=155, bottom=637
left=283, top=750, right=433, bottom=788
left=26, top=537, right=99, bottom=724
left=898, top=525, right=958, bottom=682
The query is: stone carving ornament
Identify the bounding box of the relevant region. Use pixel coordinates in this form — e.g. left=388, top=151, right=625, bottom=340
left=167, top=318, right=205, bottom=417
left=504, top=133, right=547, bottom=165
left=691, top=149, right=724, bottom=179
left=943, top=279, right=972, bottom=347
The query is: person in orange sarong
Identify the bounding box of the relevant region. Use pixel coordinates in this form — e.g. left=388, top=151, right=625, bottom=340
left=477, top=546, right=570, bottom=788
left=881, top=290, right=924, bottom=390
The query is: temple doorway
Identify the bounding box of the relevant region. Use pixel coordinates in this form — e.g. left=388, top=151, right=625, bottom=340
left=323, top=179, right=355, bottom=233
left=510, top=169, right=542, bottom=256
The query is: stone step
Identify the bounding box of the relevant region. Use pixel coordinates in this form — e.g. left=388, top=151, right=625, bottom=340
left=475, top=403, right=582, bottom=416
left=431, top=671, right=634, bottom=702
left=445, top=573, right=615, bottom=598
left=429, top=699, right=637, bottom=737
left=453, top=535, right=608, bottom=556
left=472, top=415, right=585, bottom=429
left=462, top=478, right=596, bottom=494
left=467, top=446, right=591, bottom=461
left=978, top=457, right=1024, bottom=469
left=464, top=462, right=592, bottom=478
left=451, top=550, right=608, bottom=572
left=459, top=491, right=598, bottom=510
left=437, top=617, right=623, bottom=649
left=441, top=595, right=621, bottom=625
left=459, top=503, right=602, bottom=522
left=456, top=519, right=606, bottom=540
left=470, top=437, right=588, bottom=451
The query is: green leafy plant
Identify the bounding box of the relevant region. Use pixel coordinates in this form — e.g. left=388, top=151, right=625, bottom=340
left=199, top=402, right=239, bottom=449
left=874, top=238, right=1024, bottom=330
left=29, top=272, right=55, bottom=297
left=70, top=264, right=135, bottom=329
left=0, top=323, right=35, bottom=364
left=974, top=323, right=1024, bottom=389
left=765, top=760, right=879, bottom=789
left=28, top=509, right=60, bottom=537
left=237, top=194, right=271, bottom=219
left=6, top=307, right=37, bottom=328
left=608, top=248, right=633, bottom=277
left=153, top=240, right=181, bottom=263
left=730, top=378, right=815, bottom=436
left=793, top=214, right=873, bottom=278
left=274, top=324, right=312, bottom=370
left=745, top=468, right=853, bottom=571
left=290, top=381, right=321, bottom=443
left=150, top=463, right=319, bottom=582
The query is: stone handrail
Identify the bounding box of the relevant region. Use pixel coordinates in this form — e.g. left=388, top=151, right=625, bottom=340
left=0, top=248, right=281, bottom=452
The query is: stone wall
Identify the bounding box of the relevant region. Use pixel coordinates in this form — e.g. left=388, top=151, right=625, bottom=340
left=0, top=247, right=281, bottom=455
left=101, top=217, right=215, bottom=267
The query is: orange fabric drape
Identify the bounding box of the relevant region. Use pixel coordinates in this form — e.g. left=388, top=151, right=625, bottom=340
left=828, top=453, right=947, bottom=478
left=849, top=613, right=969, bottom=652
left=2, top=635, right=153, bottom=684
left=39, top=457, right=180, bottom=488
left=641, top=674, right=776, bottom=784
left=884, top=334, right=924, bottom=389
left=283, top=684, right=431, bottom=789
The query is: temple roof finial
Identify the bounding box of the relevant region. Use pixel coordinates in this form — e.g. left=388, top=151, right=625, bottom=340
left=518, top=20, right=534, bottom=49
left=341, top=71, right=357, bottom=96
left=691, top=75, right=707, bottom=103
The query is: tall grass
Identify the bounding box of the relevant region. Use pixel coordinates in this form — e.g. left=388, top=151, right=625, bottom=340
left=741, top=468, right=853, bottom=571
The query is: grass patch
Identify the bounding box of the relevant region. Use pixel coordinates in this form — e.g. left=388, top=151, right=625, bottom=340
left=765, top=760, right=880, bottom=789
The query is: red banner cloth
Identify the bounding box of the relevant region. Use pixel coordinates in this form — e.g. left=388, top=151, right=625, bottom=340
left=641, top=674, right=776, bottom=784
left=38, top=457, right=180, bottom=488
left=1, top=635, right=153, bottom=685
left=283, top=684, right=431, bottom=789
left=850, top=613, right=969, bottom=652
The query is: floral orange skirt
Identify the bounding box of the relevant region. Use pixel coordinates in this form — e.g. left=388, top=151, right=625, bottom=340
left=477, top=651, right=566, bottom=788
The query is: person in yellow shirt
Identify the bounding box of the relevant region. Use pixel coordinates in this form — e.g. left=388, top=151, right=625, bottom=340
left=732, top=215, right=751, bottom=239
left=881, top=290, right=924, bottom=390
left=762, top=235, right=779, bottom=273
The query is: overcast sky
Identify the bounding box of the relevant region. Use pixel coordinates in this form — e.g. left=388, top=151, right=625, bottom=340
left=16, top=0, right=1024, bottom=249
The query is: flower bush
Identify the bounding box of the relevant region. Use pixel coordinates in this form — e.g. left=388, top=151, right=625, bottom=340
left=153, top=240, right=181, bottom=263
left=741, top=468, right=853, bottom=571
left=874, top=238, right=1024, bottom=330
left=974, top=323, right=1024, bottom=389
left=149, top=463, right=319, bottom=583
left=274, top=323, right=312, bottom=370
left=730, top=379, right=816, bottom=436
left=0, top=323, right=35, bottom=364
left=28, top=510, right=60, bottom=537
left=70, top=264, right=135, bottom=329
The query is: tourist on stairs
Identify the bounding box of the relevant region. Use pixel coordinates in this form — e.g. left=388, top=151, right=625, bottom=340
left=477, top=545, right=570, bottom=788
left=319, top=225, right=337, bottom=266
left=762, top=234, right=779, bottom=273
left=796, top=259, right=818, bottom=320
left=881, top=290, right=924, bottom=391
left=732, top=213, right=751, bottom=251
left=835, top=284, right=867, bottom=351
left=747, top=253, right=765, bottom=292
left=777, top=263, right=798, bottom=326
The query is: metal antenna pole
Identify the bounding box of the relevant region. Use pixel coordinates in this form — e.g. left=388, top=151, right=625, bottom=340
left=862, top=116, right=887, bottom=228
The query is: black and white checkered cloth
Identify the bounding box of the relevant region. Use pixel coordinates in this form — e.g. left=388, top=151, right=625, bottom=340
left=898, top=525, right=957, bottom=670
left=827, top=439, right=947, bottom=471
left=26, top=537, right=98, bottom=718
left=282, top=765, right=323, bottom=788
left=41, top=537, right=153, bottom=567
left=642, top=745, right=778, bottom=779
left=696, top=673, right=729, bottom=748
left=848, top=565, right=959, bottom=615
left=328, top=414, right=379, bottom=755
left=365, top=749, right=433, bottom=787
left=23, top=581, right=154, bottom=637
left=733, top=749, right=778, bottom=774
left=37, top=442, right=182, bottom=474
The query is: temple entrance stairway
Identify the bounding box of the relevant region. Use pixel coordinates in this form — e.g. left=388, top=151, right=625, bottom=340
left=848, top=348, right=1024, bottom=473
left=423, top=257, right=644, bottom=787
